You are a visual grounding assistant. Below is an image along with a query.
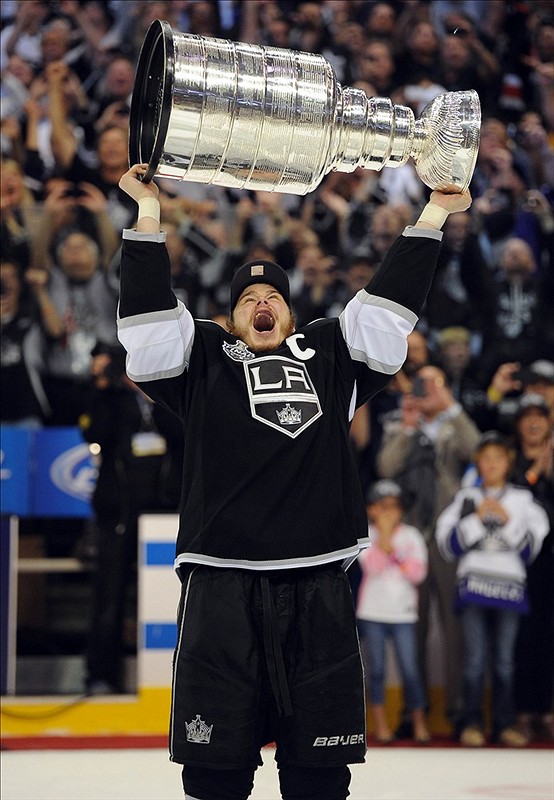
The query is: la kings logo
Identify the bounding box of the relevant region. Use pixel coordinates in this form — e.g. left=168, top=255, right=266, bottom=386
left=185, top=714, right=213, bottom=744
left=244, top=355, right=322, bottom=438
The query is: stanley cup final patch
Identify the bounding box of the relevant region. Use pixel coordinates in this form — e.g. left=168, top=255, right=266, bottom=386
left=243, top=355, right=322, bottom=438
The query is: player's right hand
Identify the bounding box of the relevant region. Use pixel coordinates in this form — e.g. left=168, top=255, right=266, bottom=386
left=118, top=164, right=160, bottom=202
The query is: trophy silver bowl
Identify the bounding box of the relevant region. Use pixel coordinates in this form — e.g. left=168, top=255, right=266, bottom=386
left=129, top=20, right=480, bottom=195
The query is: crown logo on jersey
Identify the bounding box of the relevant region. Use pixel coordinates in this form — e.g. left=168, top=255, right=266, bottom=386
left=276, top=403, right=302, bottom=425
left=185, top=714, right=213, bottom=744
left=223, top=339, right=256, bottom=361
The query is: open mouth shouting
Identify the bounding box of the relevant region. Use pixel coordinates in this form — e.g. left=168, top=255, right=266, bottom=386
left=253, top=308, right=275, bottom=333
left=229, top=282, right=295, bottom=352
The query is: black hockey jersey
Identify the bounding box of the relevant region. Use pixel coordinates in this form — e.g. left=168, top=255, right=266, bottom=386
left=118, top=226, right=443, bottom=570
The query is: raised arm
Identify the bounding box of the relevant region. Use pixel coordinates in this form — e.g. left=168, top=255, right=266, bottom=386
left=117, top=165, right=193, bottom=392
left=368, top=189, right=472, bottom=315
left=339, top=189, right=472, bottom=403
left=117, top=164, right=175, bottom=321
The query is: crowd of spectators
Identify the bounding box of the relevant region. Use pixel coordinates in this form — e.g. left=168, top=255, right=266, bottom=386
left=1, top=0, right=553, bottom=434
left=1, top=0, right=553, bottom=734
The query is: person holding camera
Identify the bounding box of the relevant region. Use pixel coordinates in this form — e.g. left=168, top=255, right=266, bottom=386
left=41, top=230, right=118, bottom=425
left=31, top=175, right=119, bottom=273
left=376, top=364, right=481, bottom=737
left=79, top=341, right=183, bottom=694
left=436, top=431, right=549, bottom=747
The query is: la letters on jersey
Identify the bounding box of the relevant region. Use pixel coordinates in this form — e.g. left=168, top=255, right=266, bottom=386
left=243, top=354, right=322, bottom=438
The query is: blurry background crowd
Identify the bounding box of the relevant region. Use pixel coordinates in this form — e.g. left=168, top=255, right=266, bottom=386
left=1, top=0, right=553, bottom=441
left=1, top=0, right=553, bottom=736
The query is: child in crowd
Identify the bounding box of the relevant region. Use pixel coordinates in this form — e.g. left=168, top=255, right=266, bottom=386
left=357, top=480, right=431, bottom=745
left=436, top=432, right=549, bottom=747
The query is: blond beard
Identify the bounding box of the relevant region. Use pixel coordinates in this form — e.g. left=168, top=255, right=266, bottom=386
left=227, top=312, right=296, bottom=353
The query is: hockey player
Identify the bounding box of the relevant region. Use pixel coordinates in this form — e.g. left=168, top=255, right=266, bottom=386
left=117, top=163, right=471, bottom=800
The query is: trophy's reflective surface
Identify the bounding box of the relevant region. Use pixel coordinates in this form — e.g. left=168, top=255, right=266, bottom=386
left=130, top=20, right=480, bottom=195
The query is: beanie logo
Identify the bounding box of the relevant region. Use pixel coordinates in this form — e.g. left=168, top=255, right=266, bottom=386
left=251, top=265, right=265, bottom=276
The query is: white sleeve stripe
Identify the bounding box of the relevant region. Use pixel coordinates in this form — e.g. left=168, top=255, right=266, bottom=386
left=402, top=226, right=443, bottom=241
left=339, top=292, right=415, bottom=374
left=122, top=229, right=167, bottom=243
left=117, top=303, right=188, bottom=328
left=117, top=301, right=194, bottom=380
left=119, top=327, right=188, bottom=378
left=348, top=348, right=401, bottom=373
left=353, top=290, right=418, bottom=327
left=125, top=363, right=187, bottom=382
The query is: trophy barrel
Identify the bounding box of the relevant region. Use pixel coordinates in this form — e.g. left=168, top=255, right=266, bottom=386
left=129, top=21, right=480, bottom=194
left=129, top=19, right=339, bottom=194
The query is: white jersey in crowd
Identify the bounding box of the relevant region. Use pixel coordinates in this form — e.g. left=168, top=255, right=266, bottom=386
left=435, top=483, right=548, bottom=612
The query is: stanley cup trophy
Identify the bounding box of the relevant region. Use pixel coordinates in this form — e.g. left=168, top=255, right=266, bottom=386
left=129, top=20, right=480, bottom=194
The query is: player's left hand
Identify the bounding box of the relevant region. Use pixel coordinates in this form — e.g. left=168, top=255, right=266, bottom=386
left=429, top=188, right=472, bottom=213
